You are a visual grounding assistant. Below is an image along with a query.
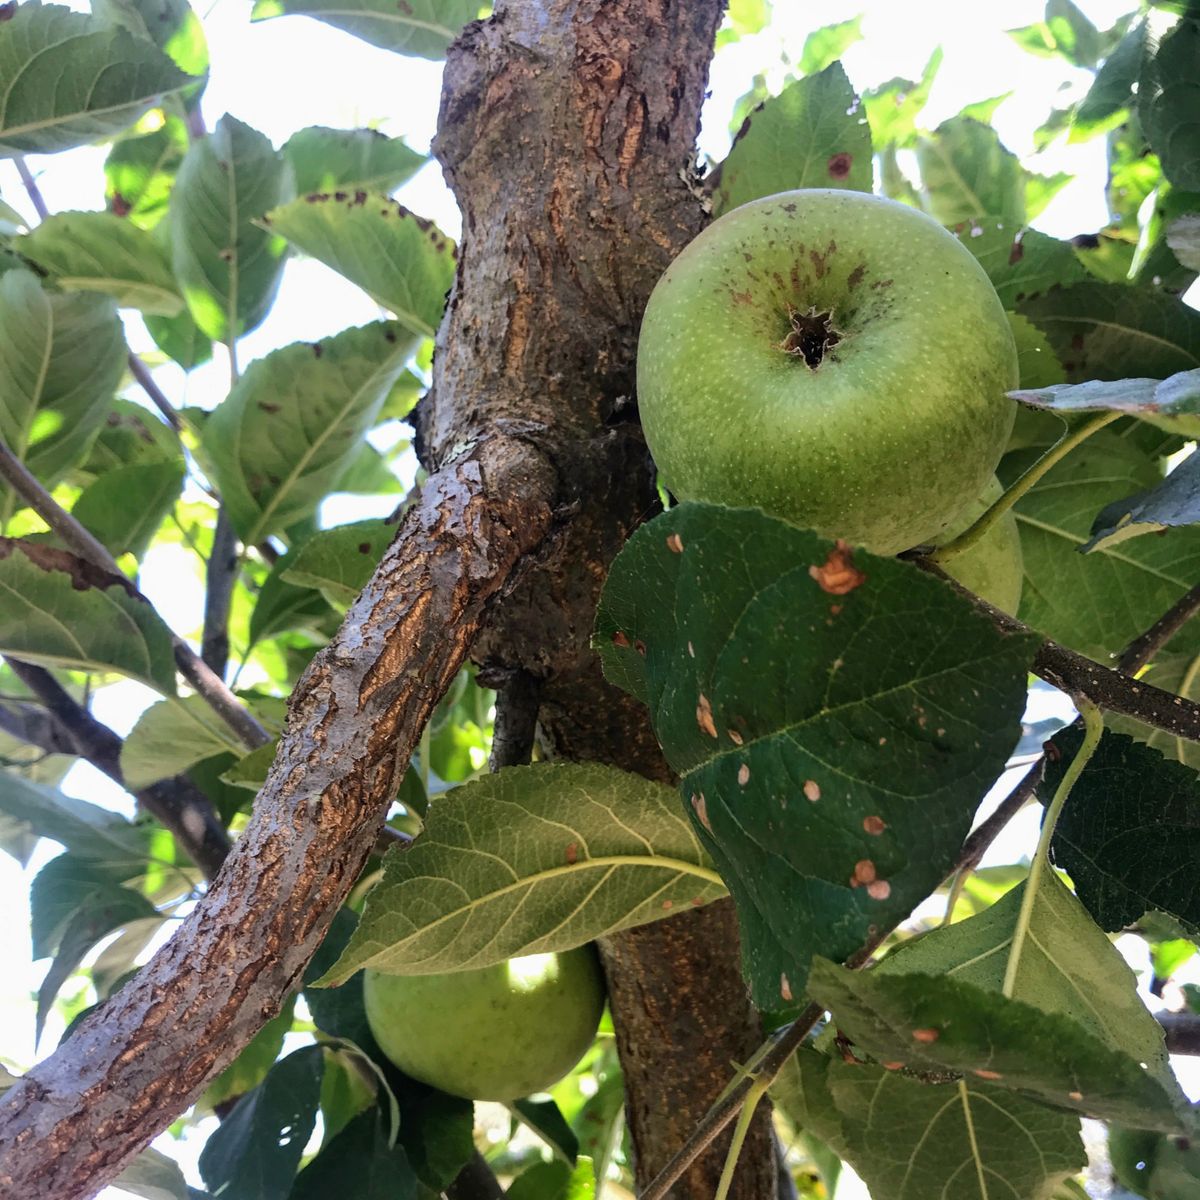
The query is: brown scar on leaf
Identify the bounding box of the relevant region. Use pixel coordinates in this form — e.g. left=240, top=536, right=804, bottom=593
left=666, top=532, right=684, bottom=553
left=0, top=538, right=141, bottom=598
left=867, top=879, right=891, bottom=900
left=853, top=859, right=876, bottom=883
left=912, top=1028, right=940, bottom=1043
left=827, top=152, right=853, bottom=179
left=691, top=792, right=711, bottom=831
left=737, top=764, right=750, bottom=786
left=565, top=842, right=578, bottom=865
left=882, top=1061, right=905, bottom=1071
left=803, top=779, right=821, bottom=802
left=862, top=815, right=887, bottom=836
left=661, top=899, right=673, bottom=910
left=611, top=630, right=631, bottom=648
left=1068, top=1090, right=1083, bottom=1101
left=696, top=693, right=717, bottom=738
left=728, top=728, right=744, bottom=746
left=780, top=973, right=793, bottom=1002
left=634, top=639, right=647, bottom=656
left=809, top=541, right=866, bottom=595
left=973, top=1069, right=1003, bottom=1081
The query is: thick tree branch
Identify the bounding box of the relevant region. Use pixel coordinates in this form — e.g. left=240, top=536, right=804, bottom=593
left=4, top=657, right=230, bottom=880
left=1159, top=1012, right=1200, bottom=1056
left=487, top=669, right=541, bottom=771
left=0, top=439, right=557, bottom=1198
left=202, top=508, right=238, bottom=679
left=0, top=435, right=268, bottom=751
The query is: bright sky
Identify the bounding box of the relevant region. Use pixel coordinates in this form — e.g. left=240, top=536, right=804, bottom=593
left=0, top=2, right=1195, bottom=1195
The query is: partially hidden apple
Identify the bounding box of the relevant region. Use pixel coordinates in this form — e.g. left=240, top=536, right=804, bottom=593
left=936, top=476, right=1024, bottom=614
left=637, top=189, right=1019, bottom=554
left=363, top=946, right=605, bottom=1101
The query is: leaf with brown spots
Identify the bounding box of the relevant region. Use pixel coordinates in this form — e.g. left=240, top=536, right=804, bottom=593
left=809, top=541, right=866, bottom=594
left=595, top=501, right=1037, bottom=1005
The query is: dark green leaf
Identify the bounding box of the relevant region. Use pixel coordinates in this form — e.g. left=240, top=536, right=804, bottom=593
left=145, top=306, right=211, bottom=370
left=171, top=116, right=291, bottom=341
left=774, top=1047, right=1084, bottom=1200
left=955, top=220, right=1087, bottom=306
left=264, top=194, right=455, bottom=338
left=290, top=1108, right=417, bottom=1200
left=250, top=0, right=481, bottom=60
left=16, top=210, right=182, bottom=314
left=281, top=518, right=395, bottom=609
left=318, top=762, right=724, bottom=984
left=198, top=1046, right=324, bottom=1200
left=1043, top=726, right=1200, bottom=936
left=513, top=1097, right=579, bottom=1166
left=1169, top=213, right=1200, bottom=269
left=0, top=3, right=191, bottom=156
left=1109, top=651, right=1200, bottom=769
left=71, top=459, right=185, bottom=559
left=1083, top=448, right=1200, bottom=548
left=0, top=539, right=178, bottom=694
left=1008, top=313, right=1068, bottom=393
left=303, top=908, right=380, bottom=1052
left=916, top=117, right=1025, bottom=225
left=79, top=398, right=182, bottom=480
left=247, top=546, right=333, bottom=650
left=104, top=116, right=189, bottom=229
left=1134, top=188, right=1200, bottom=293
left=506, top=1159, right=594, bottom=1200
left=283, top=126, right=425, bottom=196
left=714, top=62, right=872, bottom=215
left=0, top=270, right=126, bottom=512
left=1139, top=15, right=1200, bottom=191
left=1076, top=20, right=1147, bottom=137
left=595, top=503, right=1037, bottom=1006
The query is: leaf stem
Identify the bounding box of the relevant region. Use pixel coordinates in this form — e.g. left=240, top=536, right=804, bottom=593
left=714, top=1071, right=770, bottom=1200
left=932, top=411, right=1120, bottom=564
left=1001, top=697, right=1104, bottom=998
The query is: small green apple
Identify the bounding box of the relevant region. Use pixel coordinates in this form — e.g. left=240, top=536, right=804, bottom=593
left=363, top=946, right=605, bottom=1101
left=935, top=476, right=1024, bottom=614
left=637, top=189, right=1018, bottom=553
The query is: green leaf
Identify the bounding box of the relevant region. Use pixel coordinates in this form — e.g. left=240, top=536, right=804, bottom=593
left=78, top=398, right=182, bottom=480
left=290, top=1108, right=418, bottom=1200
left=1169, top=213, right=1200, bottom=270
left=594, top=503, right=1038, bottom=1007
left=1109, top=650, right=1200, bottom=769
left=1042, top=726, right=1200, bottom=936
left=1001, top=428, right=1200, bottom=659
left=0, top=270, right=126, bottom=512
left=202, top=323, right=413, bottom=544
left=1075, top=20, right=1147, bottom=138
left=198, top=1045, right=324, bottom=1200
left=713, top=62, right=872, bottom=215
left=203, top=996, right=296, bottom=1111
left=111, top=1146, right=190, bottom=1200
left=144, top=306, right=211, bottom=370
left=774, top=1047, right=1084, bottom=1200
left=916, top=117, right=1026, bottom=225
left=15, top=210, right=182, bottom=314
left=955, top=220, right=1087, bottom=307
left=71, top=459, right=186, bottom=559
left=303, top=908, right=380, bottom=1051
left=0, top=770, right=147, bottom=870
left=0, top=538, right=178, bottom=694
left=797, top=17, right=862, bottom=75
left=513, top=1096, right=579, bottom=1166
left=121, top=695, right=244, bottom=789
left=0, top=3, right=191, bottom=157
left=92, top=0, right=209, bottom=85
left=170, top=115, right=291, bottom=342
left=809, top=952, right=1188, bottom=1130
left=31, top=853, right=158, bottom=1035
left=1011, top=370, right=1200, bottom=417
left=1008, top=312, right=1067, bottom=392
left=878, top=864, right=1181, bottom=1098
left=283, top=126, right=425, bottom=196
left=264, top=193, right=455, bottom=338
left=250, top=0, right=482, bottom=60
left=1139, top=15, right=1200, bottom=191
left=104, top=116, right=189, bottom=229
left=317, top=761, right=725, bottom=984
left=507, top=1159, right=595, bottom=1200
left=281, top=517, right=394, bottom=609
left=862, top=47, right=943, bottom=150
left=247, top=547, right=332, bottom=650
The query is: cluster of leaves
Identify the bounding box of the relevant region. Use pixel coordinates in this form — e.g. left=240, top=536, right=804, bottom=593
left=2, top=1, right=1200, bottom=1199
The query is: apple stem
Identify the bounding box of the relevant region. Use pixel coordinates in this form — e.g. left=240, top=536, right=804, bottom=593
left=930, top=410, right=1121, bottom=565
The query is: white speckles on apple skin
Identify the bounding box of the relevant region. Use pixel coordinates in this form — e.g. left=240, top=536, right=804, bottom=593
left=637, top=189, right=1018, bottom=555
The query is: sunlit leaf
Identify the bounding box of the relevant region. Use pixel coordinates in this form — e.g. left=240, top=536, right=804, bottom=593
left=284, top=126, right=425, bottom=196
left=121, top=695, right=244, bottom=789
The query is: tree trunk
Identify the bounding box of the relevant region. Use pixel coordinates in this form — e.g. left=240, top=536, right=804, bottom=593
left=0, top=3, right=777, bottom=1196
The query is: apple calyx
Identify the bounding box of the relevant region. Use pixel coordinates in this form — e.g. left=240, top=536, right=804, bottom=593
left=781, top=304, right=841, bottom=368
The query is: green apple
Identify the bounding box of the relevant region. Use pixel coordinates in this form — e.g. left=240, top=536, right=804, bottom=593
left=637, top=189, right=1018, bottom=553
left=363, top=946, right=605, bottom=1101
left=935, top=476, right=1024, bottom=614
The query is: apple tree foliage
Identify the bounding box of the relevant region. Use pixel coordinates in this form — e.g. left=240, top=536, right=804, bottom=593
left=1, top=1, right=1200, bottom=1197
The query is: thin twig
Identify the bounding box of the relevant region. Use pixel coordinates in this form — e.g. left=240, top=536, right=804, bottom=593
left=202, top=508, right=239, bottom=679
left=1118, top=580, right=1200, bottom=674
left=126, top=354, right=185, bottom=433
left=13, top=157, right=49, bottom=220
left=488, top=669, right=541, bottom=771
left=1158, top=1012, right=1200, bottom=1056
left=0, top=436, right=269, bottom=750
left=4, top=657, right=230, bottom=879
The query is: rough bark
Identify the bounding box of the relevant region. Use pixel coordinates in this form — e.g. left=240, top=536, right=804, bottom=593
left=426, top=3, right=774, bottom=1195
left=0, top=441, right=556, bottom=1198
left=0, top=2, right=776, bottom=1196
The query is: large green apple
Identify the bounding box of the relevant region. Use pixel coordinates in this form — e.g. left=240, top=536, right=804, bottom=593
left=363, top=946, right=605, bottom=1101
left=637, top=189, right=1019, bottom=553
left=935, top=476, right=1024, bottom=614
